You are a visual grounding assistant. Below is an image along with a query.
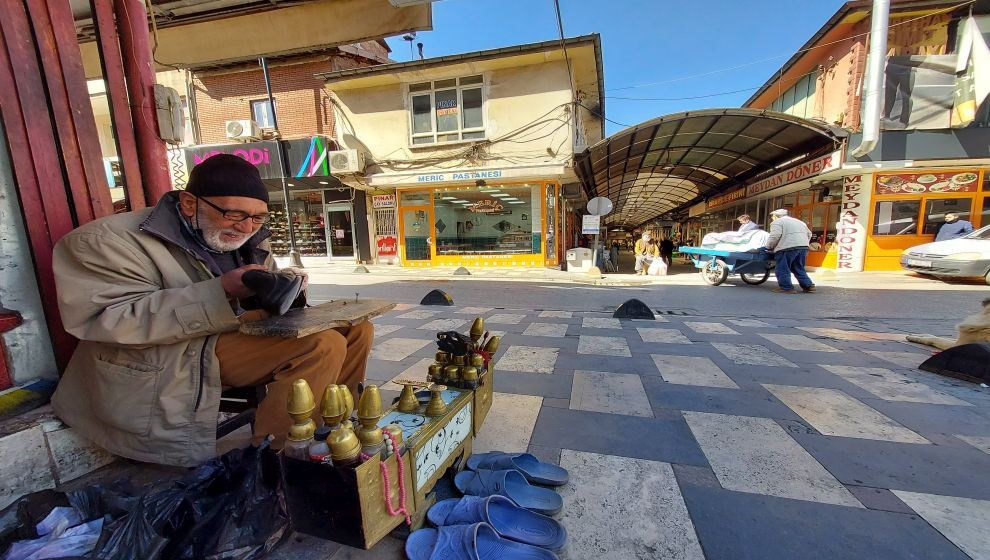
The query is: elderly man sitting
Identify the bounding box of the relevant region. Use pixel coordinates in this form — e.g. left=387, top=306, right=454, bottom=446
left=634, top=232, right=661, bottom=275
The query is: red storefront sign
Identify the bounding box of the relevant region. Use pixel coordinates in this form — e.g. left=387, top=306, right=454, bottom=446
left=706, top=188, right=746, bottom=211
left=376, top=235, right=398, bottom=257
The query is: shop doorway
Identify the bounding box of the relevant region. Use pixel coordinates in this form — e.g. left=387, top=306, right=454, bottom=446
left=400, top=206, right=434, bottom=265
left=325, top=204, right=356, bottom=259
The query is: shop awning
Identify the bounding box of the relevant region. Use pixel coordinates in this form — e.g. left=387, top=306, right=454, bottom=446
left=574, top=109, right=845, bottom=228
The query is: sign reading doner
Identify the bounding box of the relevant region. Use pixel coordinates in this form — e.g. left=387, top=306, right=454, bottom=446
left=745, top=149, right=843, bottom=197
left=582, top=215, right=601, bottom=234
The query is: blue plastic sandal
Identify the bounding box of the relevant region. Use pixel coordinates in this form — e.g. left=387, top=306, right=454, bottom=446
left=454, top=469, right=563, bottom=516
left=466, top=452, right=569, bottom=486
left=427, top=495, right=567, bottom=551
left=405, top=522, right=558, bottom=560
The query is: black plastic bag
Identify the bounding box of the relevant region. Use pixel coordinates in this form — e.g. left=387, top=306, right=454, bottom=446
left=92, top=499, right=167, bottom=560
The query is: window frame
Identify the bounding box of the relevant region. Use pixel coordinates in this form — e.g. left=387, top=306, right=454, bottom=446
left=250, top=99, right=275, bottom=129
left=407, top=75, right=486, bottom=147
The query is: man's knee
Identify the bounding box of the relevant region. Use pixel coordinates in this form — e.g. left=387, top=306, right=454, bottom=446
left=311, top=329, right=348, bottom=356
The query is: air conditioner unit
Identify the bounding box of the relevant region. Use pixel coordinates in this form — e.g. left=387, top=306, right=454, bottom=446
left=225, top=119, right=261, bottom=142
left=327, top=149, right=365, bottom=174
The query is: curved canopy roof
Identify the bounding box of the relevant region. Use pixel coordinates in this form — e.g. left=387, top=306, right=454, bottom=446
left=575, top=109, right=845, bottom=228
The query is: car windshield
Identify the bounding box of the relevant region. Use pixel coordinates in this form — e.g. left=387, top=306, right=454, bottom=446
left=962, top=225, right=990, bottom=240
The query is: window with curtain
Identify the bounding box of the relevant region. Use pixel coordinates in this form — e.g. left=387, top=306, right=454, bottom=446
left=770, top=71, right=817, bottom=119
left=408, top=75, right=485, bottom=146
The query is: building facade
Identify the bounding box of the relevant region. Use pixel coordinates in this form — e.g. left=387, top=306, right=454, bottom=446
left=680, top=1, right=990, bottom=272
left=319, top=35, right=604, bottom=268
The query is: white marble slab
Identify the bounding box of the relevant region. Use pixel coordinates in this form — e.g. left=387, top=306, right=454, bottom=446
left=539, top=310, right=573, bottom=318
left=797, top=327, right=906, bottom=342
left=0, top=426, right=55, bottom=510
left=729, top=318, right=775, bottom=328
left=473, top=392, right=543, bottom=453
left=373, top=324, right=402, bottom=338
left=571, top=371, right=653, bottom=417
left=764, top=385, right=929, bottom=444
left=522, top=322, right=569, bottom=337
left=638, top=328, right=692, bottom=344
left=759, top=334, right=840, bottom=353
left=712, top=343, right=797, bottom=367
left=683, top=411, right=862, bottom=508
left=392, top=303, right=417, bottom=311
left=557, top=450, right=705, bottom=560
left=957, top=435, right=990, bottom=455
left=820, top=365, right=972, bottom=406
left=417, top=318, right=468, bottom=331
left=578, top=335, right=632, bottom=357
left=46, top=428, right=116, bottom=484
left=892, top=491, right=990, bottom=560
left=486, top=313, right=527, bottom=325
left=582, top=317, right=622, bottom=329
left=396, top=309, right=439, bottom=320
left=382, top=358, right=435, bottom=390
left=861, top=350, right=930, bottom=369
left=684, top=321, right=739, bottom=335
left=652, top=355, right=739, bottom=389
left=455, top=306, right=495, bottom=314
left=495, top=345, right=559, bottom=374
left=369, top=338, right=432, bottom=361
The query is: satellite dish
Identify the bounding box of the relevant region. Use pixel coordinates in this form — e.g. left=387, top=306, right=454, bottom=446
left=587, top=197, right=613, bottom=216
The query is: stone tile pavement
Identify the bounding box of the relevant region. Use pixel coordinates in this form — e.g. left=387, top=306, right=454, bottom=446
left=274, top=304, right=990, bottom=560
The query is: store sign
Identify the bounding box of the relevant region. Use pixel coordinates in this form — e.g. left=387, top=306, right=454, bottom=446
left=376, top=234, right=398, bottom=257
left=874, top=169, right=980, bottom=195
left=372, top=194, right=396, bottom=208
left=836, top=175, right=870, bottom=273
left=436, top=98, right=459, bottom=117
left=706, top=188, right=746, bottom=211
left=416, top=170, right=503, bottom=183
left=469, top=199, right=504, bottom=214
left=582, top=214, right=601, bottom=234
left=183, top=137, right=337, bottom=180
left=745, top=150, right=843, bottom=197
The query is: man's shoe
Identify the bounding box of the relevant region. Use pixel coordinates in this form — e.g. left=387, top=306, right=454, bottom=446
left=803, top=285, right=817, bottom=293
left=242, top=270, right=305, bottom=316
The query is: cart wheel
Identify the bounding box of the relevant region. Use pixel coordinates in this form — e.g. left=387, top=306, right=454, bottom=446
left=740, top=270, right=770, bottom=285
left=700, top=259, right=729, bottom=286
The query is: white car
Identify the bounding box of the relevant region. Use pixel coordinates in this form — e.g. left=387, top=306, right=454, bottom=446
left=900, top=225, right=990, bottom=284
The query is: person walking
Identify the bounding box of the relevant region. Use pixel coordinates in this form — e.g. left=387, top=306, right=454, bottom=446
left=659, top=236, right=675, bottom=267
left=935, top=212, right=974, bottom=241
left=764, top=209, right=815, bottom=294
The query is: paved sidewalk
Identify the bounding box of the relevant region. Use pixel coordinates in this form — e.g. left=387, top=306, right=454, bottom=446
left=274, top=303, right=990, bottom=560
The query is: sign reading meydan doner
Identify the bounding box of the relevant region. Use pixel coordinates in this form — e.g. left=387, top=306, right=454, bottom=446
left=745, top=149, right=843, bottom=197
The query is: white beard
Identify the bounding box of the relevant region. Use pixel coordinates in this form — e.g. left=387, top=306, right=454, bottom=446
left=195, top=209, right=251, bottom=252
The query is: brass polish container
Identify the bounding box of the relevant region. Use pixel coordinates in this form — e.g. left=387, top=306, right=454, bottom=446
left=338, top=385, right=355, bottom=421
left=470, top=353, right=485, bottom=368
left=320, top=385, right=346, bottom=428
left=426, top=384, right=448, bottom=417
left=470, top=317, right=485, bottom=343
left=435, top=351, right=451, bottom=364
left=443, top=364, right=461, bottom=383
left=287, top=379, right=316, bottom=422
left=357, top=385, right=383, bottom=422
left=328, top=424, right=361, bottom=462
left=287, top=418, right=317, bottom=442
left=427, top=363, right=443, bottom=383
left=483, top=335, right=501, bottom=354
left=452, top=354, right=467, bottom=366
left=461, top=366, right=479, bottom=388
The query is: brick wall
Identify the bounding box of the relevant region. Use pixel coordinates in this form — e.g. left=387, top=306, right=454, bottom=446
left=193, top=43, right=389, bottom=144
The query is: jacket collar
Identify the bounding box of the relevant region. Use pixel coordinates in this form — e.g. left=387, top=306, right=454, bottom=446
left=139, top=191, right=271, bottom=272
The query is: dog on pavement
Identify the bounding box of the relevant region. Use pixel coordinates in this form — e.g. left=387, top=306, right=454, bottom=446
left=906, top=298, right=990, bottom=350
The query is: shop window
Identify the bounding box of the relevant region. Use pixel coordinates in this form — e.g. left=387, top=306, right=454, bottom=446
left=268, top=192, right=327, bottom=256
left=251, top=99, right=275, bottom=129
left=873, top=200, right=920, bottom=235
left=922, top=198, right=973, bottom=234
left=982, top=197, right=990, bottom=227
left=769, top=71, right=817, bottom=119
left=400, top=191, right=431, bottom=205
left=432, top=184, right=540, bottom=256
left=408, top=75, right=485, bottom=146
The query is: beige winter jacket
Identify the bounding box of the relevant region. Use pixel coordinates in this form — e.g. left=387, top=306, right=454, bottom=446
left=766, top=215, right=812, bottom=251
left=51, top=193, right=274, bottom=466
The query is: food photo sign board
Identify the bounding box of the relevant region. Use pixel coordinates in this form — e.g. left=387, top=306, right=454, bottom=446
left=874, top=170, right=980, bottom=195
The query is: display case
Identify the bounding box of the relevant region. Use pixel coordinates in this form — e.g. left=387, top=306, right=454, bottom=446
left=268, top=199, right=327, bottom=256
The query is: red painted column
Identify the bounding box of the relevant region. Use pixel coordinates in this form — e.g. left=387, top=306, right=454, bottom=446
left=0, top=311, right=23, bottom=390
left=113, top=0, right=171, bottom=204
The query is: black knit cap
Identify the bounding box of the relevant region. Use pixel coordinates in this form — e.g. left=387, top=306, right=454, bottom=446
left=186, top=154, right=270, bottom=203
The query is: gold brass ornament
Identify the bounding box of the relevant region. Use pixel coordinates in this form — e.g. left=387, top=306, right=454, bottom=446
left=470, top=317, right=484, bottom=344
left=356, top=385, right=385, bottom=458
left=435, top=351, right=451, bottom=364
left=427, top=363, right=442, bottom=383
left=443, top=364, right=460, bottom=385
left=483, top=335, right=501, bottom=354
left=320, top=385, right=346, bottom=429
left=338, top=385, right=355, bottom=429
left=425, top=384, right=448, bottom=417
left=461, top=365, right=479, bottom=389
left=394, top=379, right=428, bottom=412
left=286, top=379, right=317, bottom=442
left=469, top=353, right=485, bottom=368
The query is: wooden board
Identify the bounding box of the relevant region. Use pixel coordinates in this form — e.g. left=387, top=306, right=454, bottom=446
left=239, top=299, right=395, bottom=338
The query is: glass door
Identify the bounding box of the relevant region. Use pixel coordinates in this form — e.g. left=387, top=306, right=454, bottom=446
left=400, top=206, right=434, bottom=264
left=325, top=204, right=355, bottom=259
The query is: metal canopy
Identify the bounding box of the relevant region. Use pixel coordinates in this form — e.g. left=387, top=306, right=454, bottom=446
left=575, top=109, right=845, bottom=228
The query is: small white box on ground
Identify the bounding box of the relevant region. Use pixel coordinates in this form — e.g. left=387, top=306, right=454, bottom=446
left=566, top=248, right=593, bottom=272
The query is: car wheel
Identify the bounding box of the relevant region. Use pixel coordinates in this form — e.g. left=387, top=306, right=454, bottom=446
left=985, top=269, right=990, bottom=286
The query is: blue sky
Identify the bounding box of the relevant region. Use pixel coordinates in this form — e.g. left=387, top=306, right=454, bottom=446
left=386, top=0, right=847, bottom=135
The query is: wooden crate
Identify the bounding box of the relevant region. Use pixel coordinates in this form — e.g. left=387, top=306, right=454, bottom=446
left=473, top=368, right=493, bottom=436
left=279, top=448, right=415, bottom=549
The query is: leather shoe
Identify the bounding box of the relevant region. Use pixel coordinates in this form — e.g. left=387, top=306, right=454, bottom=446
left=242, top=270, right=304, bottom=316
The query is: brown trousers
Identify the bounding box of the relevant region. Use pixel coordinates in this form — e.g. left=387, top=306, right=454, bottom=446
left=216, top=320, right=374, bottom=446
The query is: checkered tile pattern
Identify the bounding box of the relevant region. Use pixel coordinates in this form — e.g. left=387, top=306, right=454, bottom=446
left=277, top=305, right=990, bottom=560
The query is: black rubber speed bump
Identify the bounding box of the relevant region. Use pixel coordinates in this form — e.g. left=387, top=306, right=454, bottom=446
left=421, top=289, right=454, bottom=306
left=453, top=267, right=471, bottom=276
left=920, top=343, right=990, bottom=384
left=613, top=299, right=655, bottom=320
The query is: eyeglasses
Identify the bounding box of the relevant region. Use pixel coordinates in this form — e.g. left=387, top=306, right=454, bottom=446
left=196, top=197, right=270, bottom=224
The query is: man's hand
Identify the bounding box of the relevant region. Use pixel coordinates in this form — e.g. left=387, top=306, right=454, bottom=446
left=220, top=264, right=267, bottom=298
left=281, top=266, right=309, bottom=291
